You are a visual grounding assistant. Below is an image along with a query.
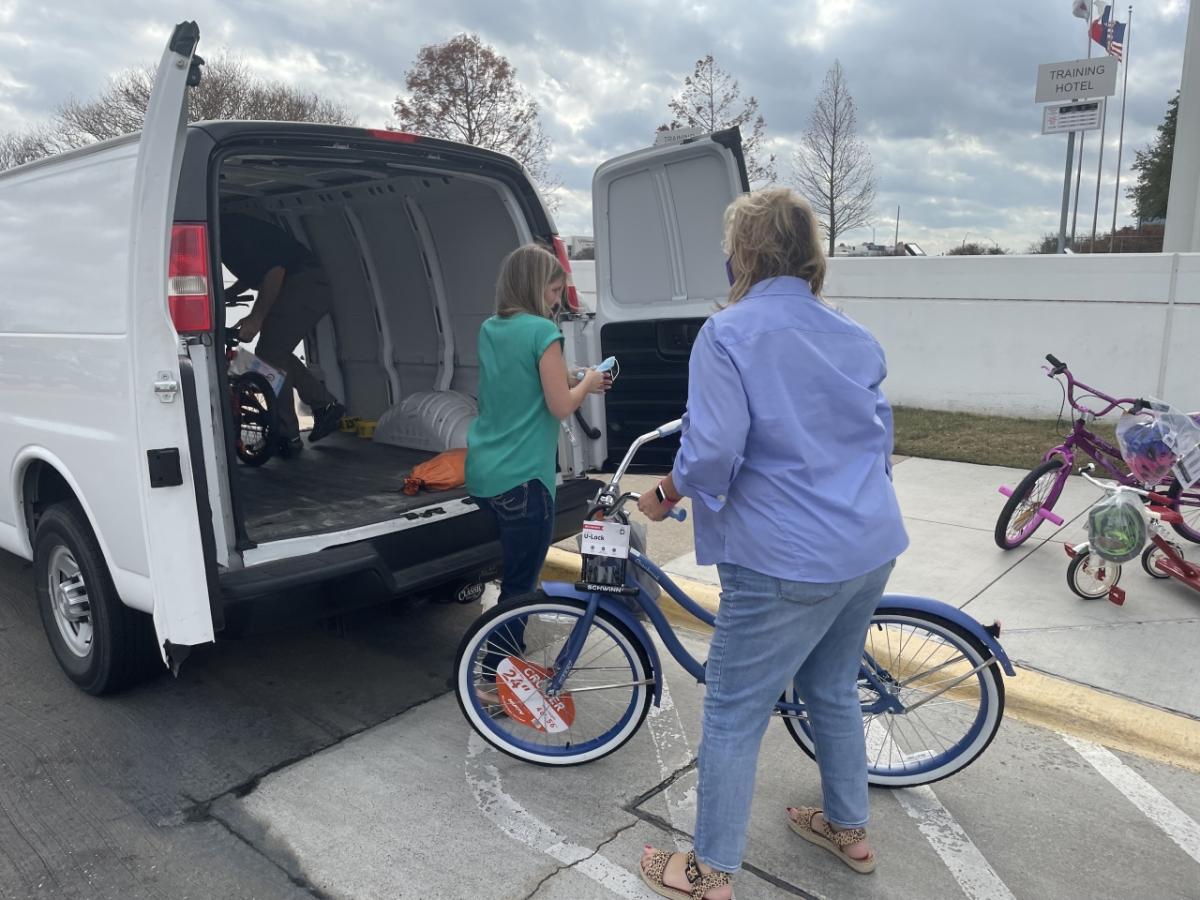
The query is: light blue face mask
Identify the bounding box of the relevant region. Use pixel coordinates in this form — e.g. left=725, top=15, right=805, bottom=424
left=725, top=257, right=734, bottom=286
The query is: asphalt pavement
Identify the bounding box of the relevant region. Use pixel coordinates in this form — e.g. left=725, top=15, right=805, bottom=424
left=1, top=457, right=1199, bottom=899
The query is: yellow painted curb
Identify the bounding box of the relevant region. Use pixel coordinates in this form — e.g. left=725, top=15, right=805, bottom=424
left=540, top=547, right=1200, bottom=774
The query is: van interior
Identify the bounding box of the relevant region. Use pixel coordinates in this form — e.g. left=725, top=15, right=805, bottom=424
left=216, top=149, right=538, bottom=545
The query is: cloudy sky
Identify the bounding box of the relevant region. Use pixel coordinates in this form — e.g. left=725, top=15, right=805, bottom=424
left=0, top=0, right=1189, bottom=253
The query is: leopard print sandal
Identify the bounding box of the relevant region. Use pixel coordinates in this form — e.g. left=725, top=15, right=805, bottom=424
left=787, top=806, right=876, bottom=874
left=639, top=848, right=733, bottom=899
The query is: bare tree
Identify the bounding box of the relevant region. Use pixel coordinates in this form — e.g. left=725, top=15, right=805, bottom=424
left=793, top=61, right=876, bottom=256
left=660, top=54, right=775, bottom=185
left=0, top=125, right=65, bottom=170
left=2, top=53, right=355, bottom=170
left=393, top=33, right=555, bottom=189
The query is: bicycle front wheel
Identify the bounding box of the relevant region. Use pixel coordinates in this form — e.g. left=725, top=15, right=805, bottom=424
left=455, top=593, right=654, bottom=766
left=994, top=458, right=1066, bottom=549
left=784, top=610, right=1005, bottom=787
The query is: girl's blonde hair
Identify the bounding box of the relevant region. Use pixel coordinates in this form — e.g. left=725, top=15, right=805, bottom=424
left=495, top=243, right=566, bottom=319
left=722, top=188, right=826, bottom=304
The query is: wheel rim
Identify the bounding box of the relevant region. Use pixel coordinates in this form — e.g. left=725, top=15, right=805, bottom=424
left=461, top=604, right=647, bottom=761
left=238, top=388, right=272, bottom=457
left=1073, top=553, right=1119, bottom=598
left=47, top=545, right=93, bottom=658
left=1171, top=488, right=1200, bottom=543
left=790, top=615, right=998, bottom=781
left=1006, top=465, right=1061, bottom=543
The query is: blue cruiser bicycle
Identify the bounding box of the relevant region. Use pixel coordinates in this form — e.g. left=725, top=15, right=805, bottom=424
left=455, top=421, right=1014, bottom=787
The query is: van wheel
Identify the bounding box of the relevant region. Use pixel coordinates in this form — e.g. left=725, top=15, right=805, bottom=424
left=33, top=503, right=161, bottom=695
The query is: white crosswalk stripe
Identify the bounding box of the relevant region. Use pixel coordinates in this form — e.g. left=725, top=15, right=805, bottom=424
left=1062, top=733, right=1200, bottom=865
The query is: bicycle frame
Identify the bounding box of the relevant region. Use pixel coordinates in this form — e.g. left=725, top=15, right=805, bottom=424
left=541, top=424, right=1014, bottom=718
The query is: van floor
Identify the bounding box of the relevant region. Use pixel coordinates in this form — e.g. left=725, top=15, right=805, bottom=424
left=237, top=432, right=468, bottom=544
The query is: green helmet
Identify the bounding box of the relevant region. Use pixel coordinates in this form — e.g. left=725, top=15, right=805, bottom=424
left=1087, top=495, right=1146, bottom=563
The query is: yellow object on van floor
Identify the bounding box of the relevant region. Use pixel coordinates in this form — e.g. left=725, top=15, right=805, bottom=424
left=356, top=420, right=377, bottom=438
left=340, top=416, right=361, bottom=433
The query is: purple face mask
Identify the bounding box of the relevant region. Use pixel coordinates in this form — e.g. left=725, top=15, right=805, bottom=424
left=724, top=257, right=735, bottom=286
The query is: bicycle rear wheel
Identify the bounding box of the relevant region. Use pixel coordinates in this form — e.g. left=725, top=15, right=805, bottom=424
left=455, top=593, right=654, bottom=766
left=784, top=609, right=1005, bottom=787
left=1165, top=479, right=1200, bottom=544
left=234, top=373, right=276, bottom=467
left=994, top=458, right=1066, bottom=549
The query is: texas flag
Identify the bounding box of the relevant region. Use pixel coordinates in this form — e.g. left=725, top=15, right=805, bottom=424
left=1091, top=5, right=1127, bottom=61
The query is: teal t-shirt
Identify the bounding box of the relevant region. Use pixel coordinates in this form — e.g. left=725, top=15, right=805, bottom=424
left=466, top=313, right=564, bottom=500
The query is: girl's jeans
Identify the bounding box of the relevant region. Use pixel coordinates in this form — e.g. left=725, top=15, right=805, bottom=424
left=472, top=480, right=555, bottom=676
left=693, top=559, right=895, bottom=873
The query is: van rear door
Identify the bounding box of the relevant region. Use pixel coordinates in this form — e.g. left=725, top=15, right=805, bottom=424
left=129, top=22, right=216, bottom=662
left=590, top=128, right=748, bottom=470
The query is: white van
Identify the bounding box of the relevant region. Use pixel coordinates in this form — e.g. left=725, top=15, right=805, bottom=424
left=0, top=23, right=748, bottom=693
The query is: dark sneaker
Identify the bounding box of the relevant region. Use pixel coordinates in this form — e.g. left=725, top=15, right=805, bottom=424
left=277, top=436, right=303, bottom=458
left=308, top=402, right=345, bottom=444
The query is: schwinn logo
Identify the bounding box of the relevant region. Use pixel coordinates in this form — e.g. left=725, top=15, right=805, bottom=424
left=580, top=582, right=636, bottom=595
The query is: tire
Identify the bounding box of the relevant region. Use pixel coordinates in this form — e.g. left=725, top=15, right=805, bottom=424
left=1141, top=542, right=1178, bottom=579
left=1067, top=549, right=1121, bottom=600
left=233, top=373, right=276, bottom=467
left=1165, top=479, right=1200, bottom=545
left=455, top=593, right=654, bottom=766
left=995, top=457, right=1067, bottom=549
left=784, top=610, right=1005, bottom=787
left=33, top=502, right=161, bottom=695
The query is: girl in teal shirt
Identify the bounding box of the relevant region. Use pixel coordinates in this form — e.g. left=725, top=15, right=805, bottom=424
left=467, top=244, right=606, bottom=623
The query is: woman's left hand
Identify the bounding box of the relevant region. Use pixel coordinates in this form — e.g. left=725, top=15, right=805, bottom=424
left=637, top=492, right=672, bottom=522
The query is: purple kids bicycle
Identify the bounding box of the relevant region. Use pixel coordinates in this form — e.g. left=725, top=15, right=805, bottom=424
left=994, top=354, right=1200, bottom=550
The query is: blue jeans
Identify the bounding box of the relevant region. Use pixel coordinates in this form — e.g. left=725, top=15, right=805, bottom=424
left=693, top=559, right=895, bottom=873
left=473, top=480, right=556, bottom=675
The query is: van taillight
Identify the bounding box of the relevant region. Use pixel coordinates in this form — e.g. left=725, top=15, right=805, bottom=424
left=168, top=223, right=212, bottom=332
left=551, top=236, right=580, bottom=312
left=365, top=129, right=420, bottom=143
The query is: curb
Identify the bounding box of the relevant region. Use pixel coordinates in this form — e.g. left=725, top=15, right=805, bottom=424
left=541, top=548, right=1200, bottom=774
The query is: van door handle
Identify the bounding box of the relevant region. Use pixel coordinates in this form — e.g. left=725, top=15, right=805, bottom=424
left=154, top=372, right=179, bottom=403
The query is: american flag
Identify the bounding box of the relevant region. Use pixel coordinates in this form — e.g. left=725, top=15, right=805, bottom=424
left=1091, top=5, right=1127, bottom=61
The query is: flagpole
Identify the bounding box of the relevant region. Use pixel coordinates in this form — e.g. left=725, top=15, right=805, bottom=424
left=1110, top=6, right=1133, bottom=253
left=1090, top=4, right=1120, bottom=249
left=1071, top=4, right=1095, bottom=248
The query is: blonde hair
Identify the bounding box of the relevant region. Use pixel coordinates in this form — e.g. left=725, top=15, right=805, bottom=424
left=722, top=188, right=826, bottom=304
left=495, top=244, right=566, bottom=319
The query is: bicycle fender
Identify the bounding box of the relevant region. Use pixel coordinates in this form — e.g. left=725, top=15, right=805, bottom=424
left=540, top=581, right=664, bottom=705
left=877, top=593, right=1016, bottom=676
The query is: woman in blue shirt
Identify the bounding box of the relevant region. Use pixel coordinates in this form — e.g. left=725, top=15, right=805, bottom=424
left=637, top=189, right=908, bottom=898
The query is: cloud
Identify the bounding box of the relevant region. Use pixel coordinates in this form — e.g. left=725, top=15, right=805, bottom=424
left=0, top=0, right=1188, bottom=250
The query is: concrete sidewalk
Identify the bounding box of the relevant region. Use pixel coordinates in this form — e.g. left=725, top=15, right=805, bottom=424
left=553, top=457, right=1200, bottom=767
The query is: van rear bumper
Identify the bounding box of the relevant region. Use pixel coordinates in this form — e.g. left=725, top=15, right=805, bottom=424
left=216, top=477, right=602, bottom=634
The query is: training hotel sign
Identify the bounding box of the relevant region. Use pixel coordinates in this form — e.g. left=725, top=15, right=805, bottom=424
left=1034, top=57, right=1118, bottom=104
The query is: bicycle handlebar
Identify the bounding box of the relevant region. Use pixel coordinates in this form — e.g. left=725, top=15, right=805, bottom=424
left=1045, top=353, right=1067, bottom=374
left=1043, top=353, right=1135, bottom=418
left=1079, top=464, right=1171, bottom=505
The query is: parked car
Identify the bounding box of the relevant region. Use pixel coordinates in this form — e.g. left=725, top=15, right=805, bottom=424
left=0, top=22, right=749, bottom=693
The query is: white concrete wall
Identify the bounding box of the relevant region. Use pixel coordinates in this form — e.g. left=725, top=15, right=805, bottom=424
left=579, top=252, right=1200, bottom=417
left=825, top=253, right=1200, bottom=416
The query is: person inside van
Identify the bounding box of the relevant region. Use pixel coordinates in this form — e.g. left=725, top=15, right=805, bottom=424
left=220, top=213, right=345, bottom=454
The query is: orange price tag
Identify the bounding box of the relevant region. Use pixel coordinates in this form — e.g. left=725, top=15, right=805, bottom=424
left=496, top=657, right=576, bottom=732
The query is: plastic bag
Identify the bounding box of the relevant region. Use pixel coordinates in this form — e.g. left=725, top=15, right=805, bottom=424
left=403, top=448, right=468, bottom=495
left=1115, top=400, right=1200, bottom=487
left=228, top=347, right=286, bottom=396
left=1087, top=490, right=1146, bottom=563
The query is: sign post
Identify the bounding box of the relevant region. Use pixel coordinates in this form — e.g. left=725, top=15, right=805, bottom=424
left=1036, top=56, right=1118, bottom=253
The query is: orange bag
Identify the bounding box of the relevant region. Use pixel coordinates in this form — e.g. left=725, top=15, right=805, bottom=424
left=404, top=448, right=467, bottom=495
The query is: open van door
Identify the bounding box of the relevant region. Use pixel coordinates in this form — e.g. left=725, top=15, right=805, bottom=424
left=590, top=128, right=749, bottom=471
left=129, top=22, right=215, bottom=664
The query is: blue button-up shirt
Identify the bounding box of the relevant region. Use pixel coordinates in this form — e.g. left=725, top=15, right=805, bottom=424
left=671, top=276, right=908, bottom=583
